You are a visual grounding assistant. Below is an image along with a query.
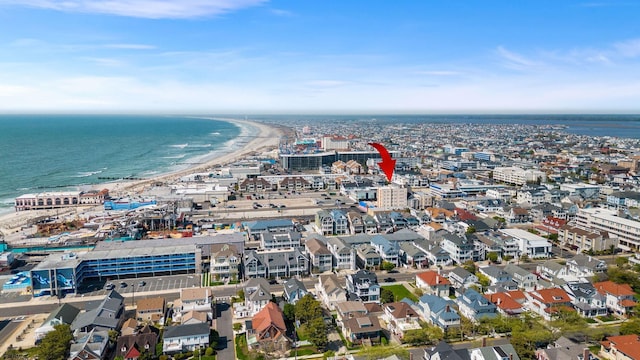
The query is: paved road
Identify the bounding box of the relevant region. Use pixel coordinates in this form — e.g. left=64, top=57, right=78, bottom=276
left=0, top=320, right=20, bottom=347
left=214, top=302, right=235, bottom=360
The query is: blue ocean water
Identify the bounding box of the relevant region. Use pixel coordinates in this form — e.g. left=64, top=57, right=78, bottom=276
left=0, top=115, right=241, bottom=212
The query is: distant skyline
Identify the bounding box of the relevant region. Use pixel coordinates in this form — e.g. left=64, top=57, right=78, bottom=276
left=1, top=1, right=640, bottom=113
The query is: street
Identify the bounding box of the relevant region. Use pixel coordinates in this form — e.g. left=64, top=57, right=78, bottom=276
left=213, top=302, right=235, bottom=360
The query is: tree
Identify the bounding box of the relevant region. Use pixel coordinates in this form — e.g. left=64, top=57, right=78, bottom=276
left=380, top=287, right=395, bottom=304
left=233, top=323, right=243, bottom=331
left=295, top=294, right=323, bottom=324
left=304, top=317, right=329, bottom=350
left=209, top=329, right=220, bottom=350
left=381, top=261, right=396, bottom=272
left=466, top=226, right=477, bottom=234
left=615, top=256, right=629, bottom=268
left=620, top=319, right=640, bottom=335
left=283, top=303, right=295, bottom=321
left=487, top=252, right=499, bottom=263
left=402, top=324, right=444, bottom=345
left=462, top=260, right=476, bottom=274
left=414, top=288, right=424, bottom=297
left=359, top=345, right=409, bottom=360
left=192, top=349, right=200, bottom=358
left=205, top=347, right=215, bottom=356
left=36, top=324, right=73, bottom=360
left=237, top=289, right=245, bottom=301
left=476, top=273, right=490, bottom=289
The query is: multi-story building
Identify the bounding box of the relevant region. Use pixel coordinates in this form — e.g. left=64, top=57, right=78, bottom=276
left=243, top=248, right=308, bottom=279
left=574, top=208, right=640, bottom=251
left=346, top=270, right=380, bottom=303
left=492, top=166, right=546, bottom=186
left=440, top=234, right=474, bottom=264
left=327, top=237, right=356, bottom=270
left=210, top=243, right=241, bottom=281
left=559, top=224, right=617, bottom=253
left=370, top=235, right=399, bottom=266
left=500, top=229, right=552, bottom=259
left=305, top=237, right=333, bottom=272
left=376, top=186, right=408, bottom=209
left=260, top=231, right=302, bottom=250
left=315, top=210, right=349, bottom=236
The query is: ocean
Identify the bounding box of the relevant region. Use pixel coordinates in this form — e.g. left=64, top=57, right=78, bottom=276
left=0, top=115, right=243, bottom=213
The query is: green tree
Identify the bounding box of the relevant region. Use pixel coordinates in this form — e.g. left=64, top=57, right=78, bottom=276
left=462, top=260, right=476, bottom=274
left=487, top=252, right=499, bottom=263
left=414, top=288, right=424, bottom=297
left=209, top=330, right=220, bottom=350
left=205, top=347, right=215, bottom=356
left=304, top=317, right=329, bottom=350
left=283, top=303, right=295, bottom=321
left=466, top=226, right=477, bottom=234
left=294, top=294, right=323, bottom=324
left=237, top=289, right=245, bottom=301
left=620, top=319, right=640, bottom=335
left=402, top=324, right=444, bottom=345
left=36, top=324, right=73, bottom=360
left=359, top=345, right=409, bottom=360
left=476, top=273, right=490, bottom=288
left=616, top=256, right=629, bottom=268
left=380, top=287, right=395, bottom=304
left=381, top=261, right=396, bottom=272
left=233, top=323, right=242, bottom=331
left=193, top=349, right=200, bottom=358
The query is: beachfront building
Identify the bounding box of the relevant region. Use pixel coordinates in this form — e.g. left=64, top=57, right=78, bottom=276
left=14, top=189, right=109, bottom=211
left=29, top=234, right=242, bottom=297
left=574, top=207, right=640, bottom=251
left=492, top=167, right=546, bottom=186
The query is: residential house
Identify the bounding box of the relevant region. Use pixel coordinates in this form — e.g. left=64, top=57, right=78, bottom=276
left=136, top=297, right=165, bottom=323
left=440, top=234, right=474, bottom=264
left=448, top=267, right=478, bottom=289
left=182, top=311, right=209, bottom=325
left=282, top=278, right=308, bottom=305
left=370, top=235, right=399, bottom=266
left=566, top=254, right=607, bottom=279
left=505, top=207, right=531, bottom=224
left=315, top=274, right=347, bottom=311
left=68, top=329, right=109, bottom=360
left=347, top=211, right=364, bottom=234
left=335, top=301, right=369, bottom=330
left=121, top=318, right=138, bottom=336
left=416, top=271, right=451, bottom=298
left=525, top=287, right=573, bottom=321
left=563, top=282, right=608, bottom=318
left=343, top=315, right=382, bottom=345
left=500, top=229, right=552, bottom=259
left=478, top=266, right=512, bottom=285
left=346, top=270, right=380, bottom=303
left=362, top=215, right=379, bottom=234
left=260, top=231, right=302, bottom=250
left=399, top=242, right=428, bottom=268
left=35, top=303, right=80, bottom=341
left=356, top=244, right=382, bottom=270
left=163, top=323, right=210, bottom=353
left=244, top=278, right=272, bottom=317
left=594, top=281, right=638, bottom=318
left=424, top=340, right=522, bottom=360
left=210, top=243, right=241, bottom=281
left=504, top=264, right=537, bottom=291
left=243, top=248, right=308, bottom=279
left=456, top=288, right=498, bottom=322
left=239, top=178, right=275, bottom=193
left=115, top=324, right=159, bottom=360
left=245, top=219, right=295, bottom=240
left=484, top=291, right=526, bottom=317
left=414, top=239, right=451, bottom=267
left=305, top=236, right=333, bottom=272
left=536, top=336, right=594, bottom=360
left=537, top=260, right=568, bottom=281
left=327, top=237, right=356, bottom=270
left=178, top=288, right=212, bottom=319
left=383, top=301, right=421, bottom=340
left=71, top=290, right=124, bottom=332
left=416, top=294, right=461, bottom=330
left=246, top=302, right=290, bottom=354
left=316, top=210, right=348, bottom=235
left=279, top=176, right=311, bottom=191
left=600, top=334, right=640, bottom=360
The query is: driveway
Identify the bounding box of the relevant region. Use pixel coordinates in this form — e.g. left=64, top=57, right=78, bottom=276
left=214, top=302, right=235, bottom=360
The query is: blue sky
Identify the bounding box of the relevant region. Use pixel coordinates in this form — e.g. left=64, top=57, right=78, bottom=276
left=0, top=0, right=639, bottom=113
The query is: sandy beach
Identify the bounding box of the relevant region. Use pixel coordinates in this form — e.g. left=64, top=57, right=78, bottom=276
left=0, top=118, right=285, bottom=238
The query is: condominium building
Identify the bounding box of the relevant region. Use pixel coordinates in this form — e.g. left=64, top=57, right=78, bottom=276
left=492, top=167, right=546, bottom=186
left=575, top=208, right=640, bottom=251
left=376, top=186, right=408, bottom=209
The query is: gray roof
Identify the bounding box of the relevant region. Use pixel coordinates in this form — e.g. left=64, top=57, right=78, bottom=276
left=44, top=303, right=80, bottom=325
left=71, top=290, right=123, bottom=331
left=449, top=267, right=473, bottom=280
left=164, top=323, right=210, bottom=339
left=283, top=278, right=307, bottom=299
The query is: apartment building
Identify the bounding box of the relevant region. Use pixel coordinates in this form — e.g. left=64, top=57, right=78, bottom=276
left=575, top=208, right=640, bottom=251
left=376, top=186, right=408, bottom=210
left=493, top=166, right=546, bottom=186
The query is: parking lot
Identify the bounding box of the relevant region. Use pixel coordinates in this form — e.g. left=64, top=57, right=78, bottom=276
left=76, top=273, right=201, bottom=297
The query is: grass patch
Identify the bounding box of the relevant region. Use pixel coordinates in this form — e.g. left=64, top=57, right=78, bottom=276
left=585, top=318, right=597, bottom=324
left=210, top=281, right=225, bottom=286
left=295, top=349, right=316, bottom=356
left=598, top=315, right=617, bottom=322
left=589, top=345, right=601, bottom=354
left=382, top=284, right=418, bottom=302
left=235, top=334, right=249, bottom=360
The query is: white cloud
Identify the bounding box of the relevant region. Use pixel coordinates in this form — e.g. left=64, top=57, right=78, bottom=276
left=614, top=38, right=640, bottom=58
left=496, top=46, right=541, bottom=70
left=0, top=0, right=268, bottom=19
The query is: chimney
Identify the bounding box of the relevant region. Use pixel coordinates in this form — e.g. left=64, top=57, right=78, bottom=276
left=583, top=348, right=590, bottom=360
left=445, top=305, right=450, bottom=312
left=436, top=275, right=440, bottom=284
left=482, top=337, right=487, bottom=347
left=509, top=354, right=513, bottom=360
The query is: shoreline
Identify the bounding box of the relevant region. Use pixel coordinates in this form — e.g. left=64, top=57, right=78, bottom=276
left=0, top=117, right=285, bottom=238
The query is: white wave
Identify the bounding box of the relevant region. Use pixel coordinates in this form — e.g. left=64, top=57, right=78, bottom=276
left=210, top=132, right=221, bottom=135
left=17, top=187, right=31, bottom=191
left=170, top=143, right=188, bottom=149
left=188, top=144, right=212, bottom=148
left=73, top=170, right=103, bottom=178
left=162, top=154, right=187, bottom=159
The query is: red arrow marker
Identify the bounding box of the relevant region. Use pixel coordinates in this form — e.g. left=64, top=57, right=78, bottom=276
left=368, top=142, right=396, bottom=182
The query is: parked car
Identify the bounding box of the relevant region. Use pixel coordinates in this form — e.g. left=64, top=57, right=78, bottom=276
left=384, top=277, right=395, bottom=283
left=119, top=282, right=127, bottom=288
left=138, top=281, right=146, bottom=287
left=104, top=283, right=115, bottom=290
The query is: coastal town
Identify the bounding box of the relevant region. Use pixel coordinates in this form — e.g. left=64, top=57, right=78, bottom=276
left=2, top=118, right=640, bottom=360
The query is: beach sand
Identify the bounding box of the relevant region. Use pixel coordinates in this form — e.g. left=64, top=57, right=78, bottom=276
left=0, top=118, right=285, bottom=238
